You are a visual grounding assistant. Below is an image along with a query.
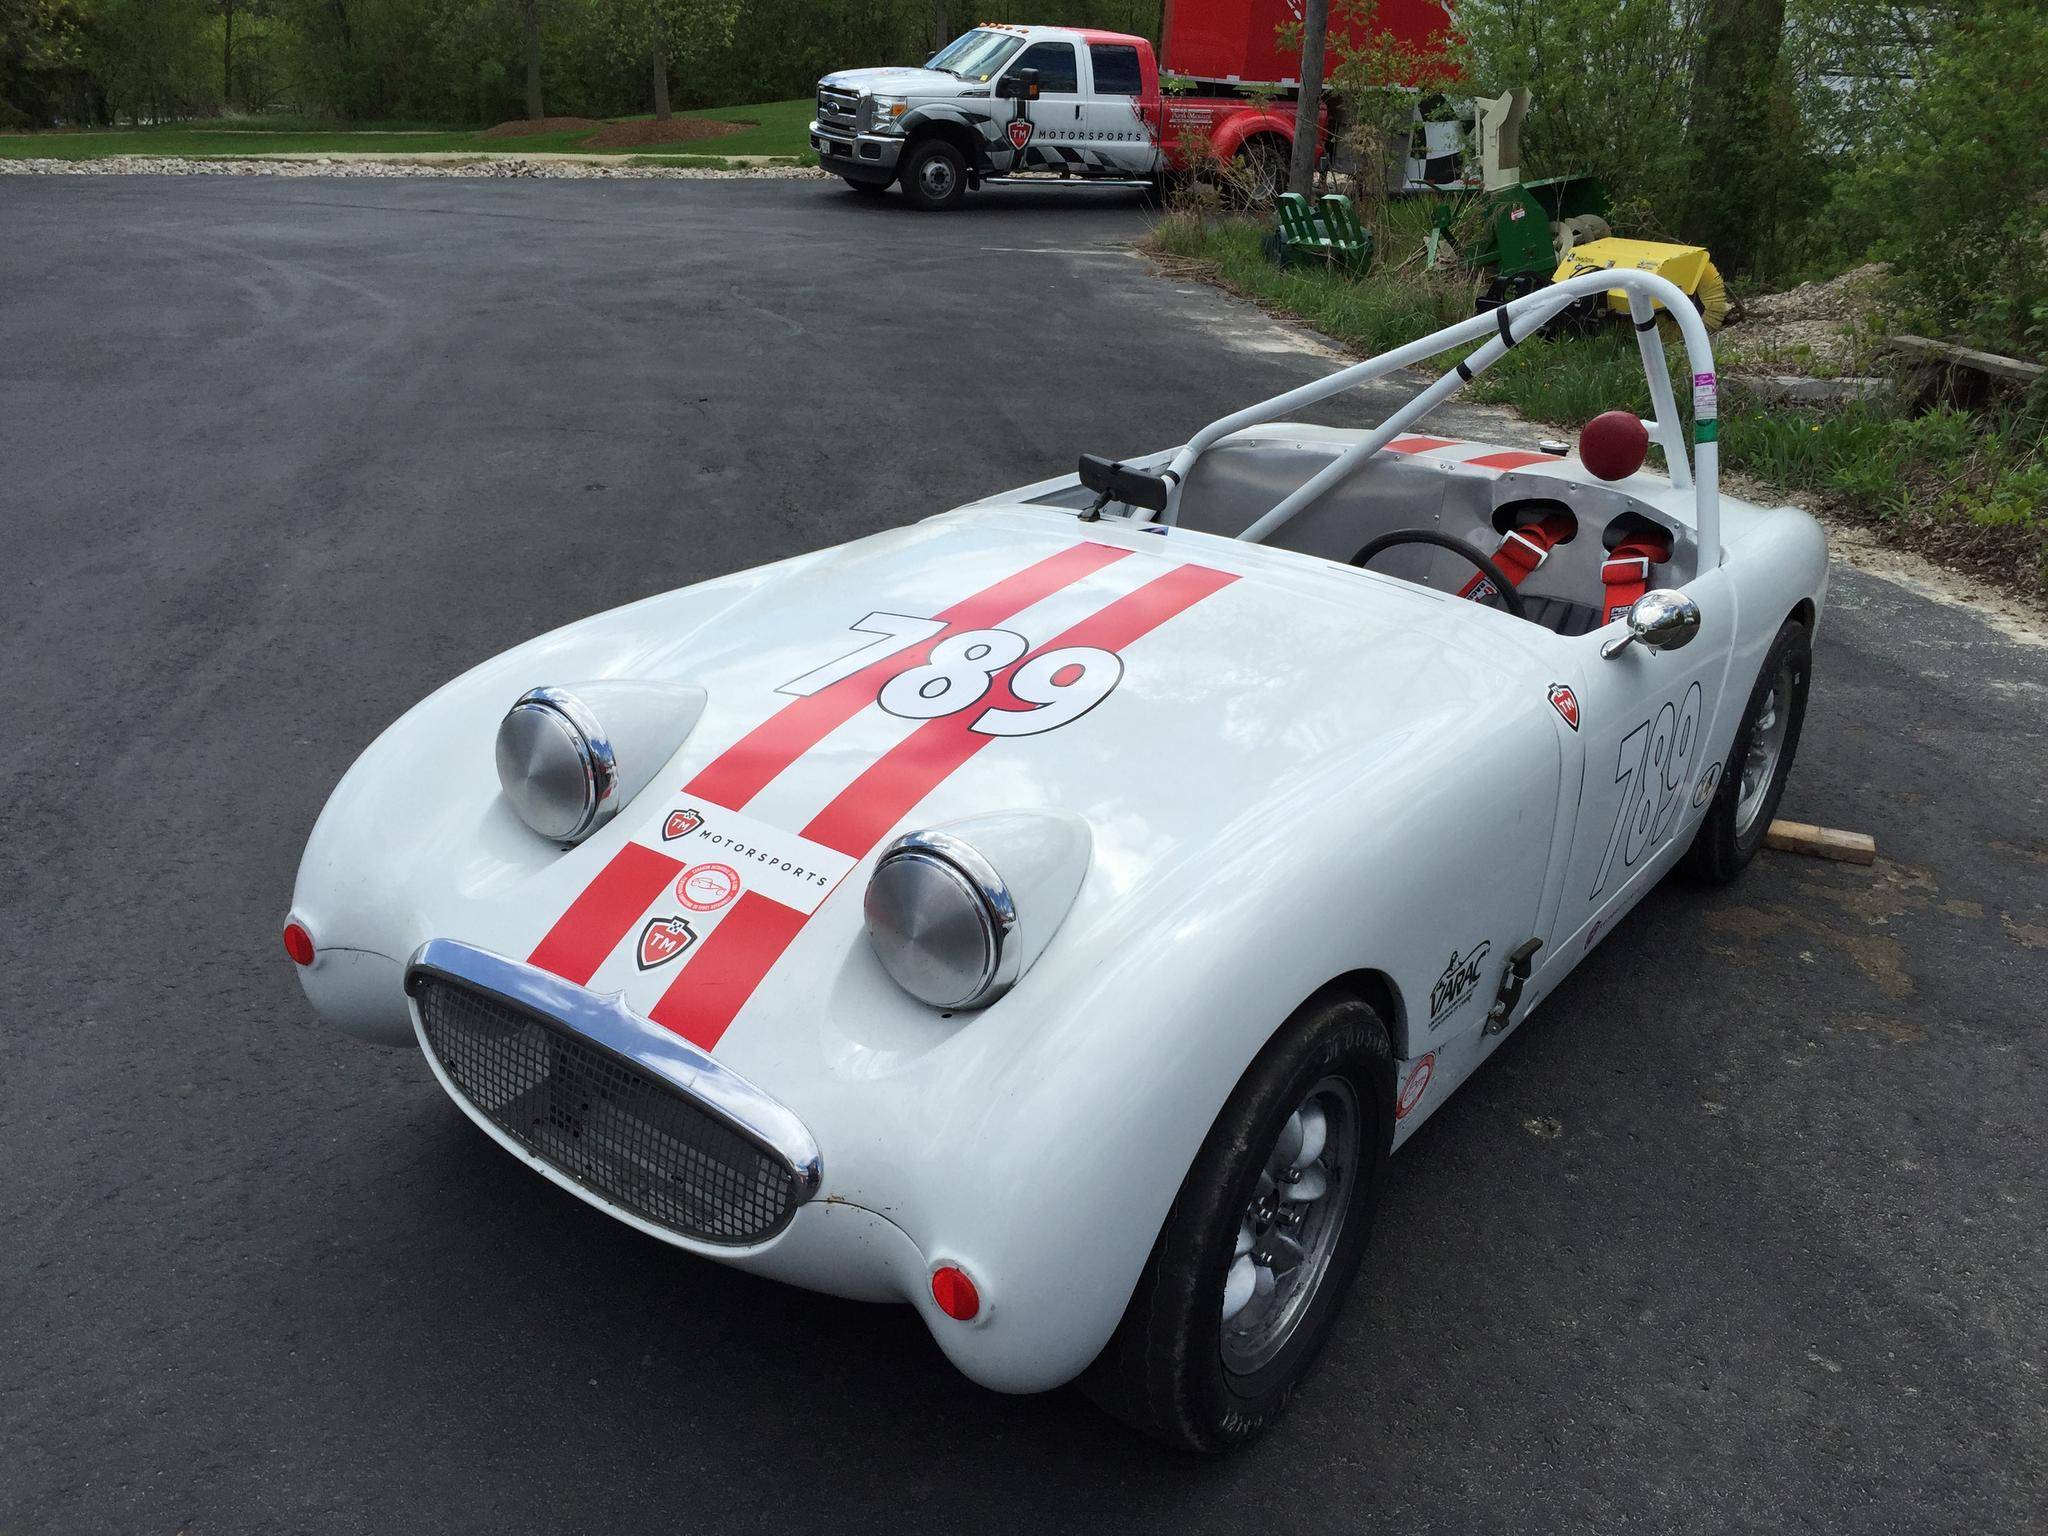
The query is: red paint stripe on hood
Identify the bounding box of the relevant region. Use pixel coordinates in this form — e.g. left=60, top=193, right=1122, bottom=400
left=683, top=541, right=1132, bottom=812
left=647, top=561, right=1239, bottom=1049
left=526, top=842, right=684, bottom=985
left=1463, top=449, right=1562, bottom=471
left=526, top=541, right=1130, bottom=980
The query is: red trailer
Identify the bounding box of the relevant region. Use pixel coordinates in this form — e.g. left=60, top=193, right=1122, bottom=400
left=1161, top=0, right=1453, bottom=88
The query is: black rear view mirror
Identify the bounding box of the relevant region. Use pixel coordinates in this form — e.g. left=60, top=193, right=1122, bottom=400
left=1078, top=454, right=1172, bottom=516
left=997, top=68, right=1040, bottom=101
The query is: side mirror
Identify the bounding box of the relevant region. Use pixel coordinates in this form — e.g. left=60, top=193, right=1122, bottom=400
left=997, top=68, right=1040, bottom=101
left=1078, top=453, right=1172, bottom=515
left=1599, top=589, right=1700, bottom=659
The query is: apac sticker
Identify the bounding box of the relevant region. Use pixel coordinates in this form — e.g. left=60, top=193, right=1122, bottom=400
left=653, top=800, right=856, bottom=917
left=1396, top=1054, right=1436, bottom=1121
left=1692, top=370, right=1719, bottom=418
left=636, top=916, right=696, bottom=971
left=676, top=863, right=741, bottom=913
left=1548, top=683, right=1581, bottom=731
left=1428, top=943, right=1492, bottom=1029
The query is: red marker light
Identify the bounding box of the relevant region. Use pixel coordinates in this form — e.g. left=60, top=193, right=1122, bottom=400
left=930, top=1265, right=980, bottom=1322
left=282, top=921, right=316, bottom=967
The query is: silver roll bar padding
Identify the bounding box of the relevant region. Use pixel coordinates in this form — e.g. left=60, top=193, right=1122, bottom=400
left=1160, top=268, right=1722, bottom=571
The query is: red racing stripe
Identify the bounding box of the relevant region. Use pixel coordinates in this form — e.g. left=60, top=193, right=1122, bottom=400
left=682, top=541, right=1132, bottom=811
left=525, top=842, right=683, bottom=985
left=645, top=561, right=1240, bottom=1049
left=646, top=892, right=808, bottom=1049
left=1463, top=449, right=1562, bottom=471
left=1387, top=435, right=1461, bottom=454
left=526, top=541, right=1130, bottom=980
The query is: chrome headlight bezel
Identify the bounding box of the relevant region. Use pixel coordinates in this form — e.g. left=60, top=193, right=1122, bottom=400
left=494, top=686, right=620, bottom=845
left=863, top=829, right=1019, bottom=1010
left=865, top=95, right=909, bottom=134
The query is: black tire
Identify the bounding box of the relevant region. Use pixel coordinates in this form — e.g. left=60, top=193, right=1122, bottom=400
left=1081, top=992, right=1394, bottom=1452
left=899, top=138, right=968, bottom=211
left=842, top=177, right=887, bottom=197
left=1228, top=135, right=1288, bottom=208
left=1682, top=616, right=1813, bottom=883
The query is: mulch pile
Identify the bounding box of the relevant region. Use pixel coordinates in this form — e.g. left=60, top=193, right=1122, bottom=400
left=480, top=116, right=603, bottom=138
left=580, top=117, right=749, bottom=150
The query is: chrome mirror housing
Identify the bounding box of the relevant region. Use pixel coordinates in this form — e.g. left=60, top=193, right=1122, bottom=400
left=1601, top=588, right=1701, bottom=659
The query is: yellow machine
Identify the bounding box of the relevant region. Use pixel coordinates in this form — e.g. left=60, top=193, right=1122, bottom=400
left=1554, top=237, right=1731, bottom=331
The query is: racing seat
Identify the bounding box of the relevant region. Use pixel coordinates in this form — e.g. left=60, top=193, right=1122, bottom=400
left=1462, top=501, right=1673, bottom=636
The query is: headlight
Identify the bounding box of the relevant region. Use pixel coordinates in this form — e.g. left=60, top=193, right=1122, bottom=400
left=867, top=95, right=909, bottom=133
left=495, top=686, right=619, bottom=844
left=864, top=830, right=1018, bottom=1010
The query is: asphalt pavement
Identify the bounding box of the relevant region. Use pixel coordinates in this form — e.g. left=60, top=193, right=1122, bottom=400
left=2, top=174, right=2044, bottom=1536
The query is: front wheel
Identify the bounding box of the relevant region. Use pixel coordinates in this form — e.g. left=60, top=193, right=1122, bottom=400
left=1081, top=992, right=1393, bottom=1452
left=1683, top=616, right=1812, bottom=883
left=899, top=139, right=967, bottom=211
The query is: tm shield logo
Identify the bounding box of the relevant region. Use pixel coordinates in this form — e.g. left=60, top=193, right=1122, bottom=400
left=662, top=807, right=704, bottom=842
left=1007, top=118, right=1033, bottom=151
left=636, top=916, right=696, bottom=971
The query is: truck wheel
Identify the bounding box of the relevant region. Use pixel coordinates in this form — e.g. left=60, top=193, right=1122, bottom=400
left=900, top=139, right=967, bottom=211
left=1229, top=137, right=1288, bottom=207
left=1081, top=991, right=1393, bottom=1453
left=1682, top=616, right=1812, bottom=884
left=842, top=177, right=887, bottom=197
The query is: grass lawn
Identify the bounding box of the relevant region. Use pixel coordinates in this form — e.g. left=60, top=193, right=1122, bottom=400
left=0, top=98, right=813, bottom=161
left=1147, top=206, right=2047, bottom=597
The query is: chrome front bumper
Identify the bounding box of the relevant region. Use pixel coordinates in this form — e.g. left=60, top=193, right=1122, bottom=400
left=405, top=939, right=822, bottom=1246
left=809, top=121, right=903, bottom=180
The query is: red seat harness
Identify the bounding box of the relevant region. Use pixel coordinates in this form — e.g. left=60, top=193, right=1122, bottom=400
left=1600, top=529, right=1674, bottom=624
left=1456, top=510, right=1674, bottom=624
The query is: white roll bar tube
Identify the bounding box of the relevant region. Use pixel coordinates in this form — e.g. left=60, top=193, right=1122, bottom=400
left=1160, top=267, right=1722, bottom=570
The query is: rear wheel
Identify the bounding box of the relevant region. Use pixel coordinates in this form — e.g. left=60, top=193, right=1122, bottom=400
left=1082, top=992, right=1393, bottom=1452
left=1229, top=136, right=1288, bottom=207
left=900, top=138, right=967, bottom=211
left=1683, top=616, right=1812, bottom=883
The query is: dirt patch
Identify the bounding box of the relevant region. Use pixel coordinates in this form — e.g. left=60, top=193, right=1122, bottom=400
left=1720, top=263, right=1892, bottom=377
left=481, top=117, right=603, bottom=139
left=580, top=118, right=749, bottom=150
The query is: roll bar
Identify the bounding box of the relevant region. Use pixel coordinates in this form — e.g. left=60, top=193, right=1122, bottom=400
left=1160, top=268, right=1722, bottom=569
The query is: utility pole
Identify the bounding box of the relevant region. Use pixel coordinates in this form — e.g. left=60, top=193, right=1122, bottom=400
left=1286, top=0, right=1329, bottom=198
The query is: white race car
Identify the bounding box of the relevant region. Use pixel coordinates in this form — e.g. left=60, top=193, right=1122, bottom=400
left=288, top=270, right=1824, bottom=1451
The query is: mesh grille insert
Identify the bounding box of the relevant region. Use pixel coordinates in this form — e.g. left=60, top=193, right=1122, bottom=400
left=415, top=976, right=798, bottom=1245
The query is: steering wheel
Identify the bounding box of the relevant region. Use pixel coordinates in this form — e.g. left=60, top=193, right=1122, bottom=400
left=1348, top=530, right=1528, bottom=621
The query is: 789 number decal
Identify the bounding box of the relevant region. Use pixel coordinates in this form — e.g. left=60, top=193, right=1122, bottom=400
left=780, top=611, right=1124, bottom=737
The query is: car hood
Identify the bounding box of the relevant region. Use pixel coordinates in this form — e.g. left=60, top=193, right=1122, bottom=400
left=819, top=66, right=966, bottom=98
left=299, top=505, right=1562, bottom=1068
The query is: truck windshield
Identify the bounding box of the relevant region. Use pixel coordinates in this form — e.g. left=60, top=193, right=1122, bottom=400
left=928, top=29, right=1025, bottom=83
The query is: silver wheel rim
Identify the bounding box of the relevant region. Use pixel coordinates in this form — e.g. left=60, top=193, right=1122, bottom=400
left=1734, top=652, right=1796, bottom=836
left=918, top=156, right=957, bottom=200
left=1220, top=1076, right=1358, bottom=1377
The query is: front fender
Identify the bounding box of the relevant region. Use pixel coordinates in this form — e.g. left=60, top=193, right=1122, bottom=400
left=829, top=696, right=1562, bottom=1392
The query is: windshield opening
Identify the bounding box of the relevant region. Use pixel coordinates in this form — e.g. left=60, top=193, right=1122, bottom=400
left=928, top=28, right=1026, bottom=83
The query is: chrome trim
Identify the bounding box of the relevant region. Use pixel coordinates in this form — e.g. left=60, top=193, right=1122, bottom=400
left=1600, top=587, right=1703, bottom=660
left=871, top=829, right=1020, bottom=1009
left=499, top=685, right=620, bottom=844
left=404, top=938, right=824, bottom=1204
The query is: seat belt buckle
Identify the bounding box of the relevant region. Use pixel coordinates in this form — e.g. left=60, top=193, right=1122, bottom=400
left=1502, top=528, right=1552, bottom=570
left=1602, top=554, right=1653, bottom=582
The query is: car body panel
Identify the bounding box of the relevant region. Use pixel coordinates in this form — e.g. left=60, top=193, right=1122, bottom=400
left=292, top=432, right=1827, bottom=1393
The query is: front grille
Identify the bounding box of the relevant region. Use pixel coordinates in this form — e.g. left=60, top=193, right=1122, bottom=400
left=415, top=976, right=799, bottom=1245
left=816, top=86, right=861, bottom=130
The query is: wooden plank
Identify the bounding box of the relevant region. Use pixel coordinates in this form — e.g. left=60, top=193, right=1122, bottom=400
left=1765, top=820, right=1878, bottom=866
left=1888, top=334, right=2045, bottom=385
